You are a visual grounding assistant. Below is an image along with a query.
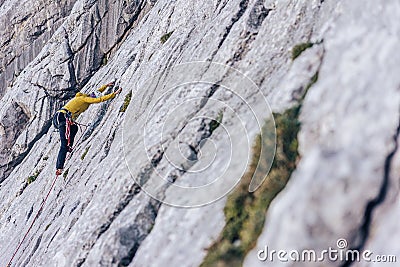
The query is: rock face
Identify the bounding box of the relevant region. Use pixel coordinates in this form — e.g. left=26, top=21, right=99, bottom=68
left=0, top=0, right=399, bottom=267
left=0, top=0, right=78, bottom=97
left=244, top=1, right=400, bottom=267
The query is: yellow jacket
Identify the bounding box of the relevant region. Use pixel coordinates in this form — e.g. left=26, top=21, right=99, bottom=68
left=59, top=85, right=115, bottom=120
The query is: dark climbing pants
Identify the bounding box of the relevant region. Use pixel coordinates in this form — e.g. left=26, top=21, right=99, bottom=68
left=53, top=112, right=78, bottom=169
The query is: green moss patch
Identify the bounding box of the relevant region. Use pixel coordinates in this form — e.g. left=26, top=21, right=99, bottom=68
left=102, top=55, right=108, bottom=67
left=44, top=223, right=52, bottom=231
left=63, top=168, right=69, bottom=180
left=26, top=169, right=42, bottom=184
left=200, top=72, right=319, bottom=267
left=291, top=42, right=314, bottom=60
left=160, top=31, right=174, bottom=44
left=305, top=72, right=318, bottom=93
left=200, top=106, right=301, bottom=267
left=81, top=146, right=91, bottom=160
left=119, top=91, right=132, bottom=113
left=209, top=110, right=224, bottom=134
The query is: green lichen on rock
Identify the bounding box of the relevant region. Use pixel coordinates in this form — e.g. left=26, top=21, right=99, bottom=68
left=63, top=168, right=69, bottom=180
left=44, top=223, right=52, bottom=231
left=101, top=55, right=108, bottom=66
left=26, top=169, right=42, bottom=184
left=291, top=42, right=314, bottom=60
left=160, top=31, right=174, bottom=44
left=305, top=71, right=319, bottom=93
left=200, top=71, right=321, bottom=267
left=119, top=91, right=132, bottom=113
left=209, top=110, right=224, bottom=134
left=81, top=146, right=91, bottom=160
left=200, top=105, right=301, bottom=267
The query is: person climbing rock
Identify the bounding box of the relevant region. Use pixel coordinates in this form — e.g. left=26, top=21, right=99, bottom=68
left=52, top=82, right=122, bottom=175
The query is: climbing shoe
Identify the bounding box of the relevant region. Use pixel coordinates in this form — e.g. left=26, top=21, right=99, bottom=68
left=56, top=169, right=63, bottom=176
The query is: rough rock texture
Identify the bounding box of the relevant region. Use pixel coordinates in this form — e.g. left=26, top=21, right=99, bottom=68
left=244, top=1, right=400, bottom=267
left=0, top=0, right=399, bottom=267
left=0, top=0, right=78, bottom=97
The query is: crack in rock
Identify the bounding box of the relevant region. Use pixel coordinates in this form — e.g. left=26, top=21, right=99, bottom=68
left=343, top=114, right=400, bottom=267
left=209, top=0, right=250, bottom=61
left=73, top=147, right=166, bottom=265
left=74, top=183, right=142, bottom=266
left=115, top=199, right=161, bottom=266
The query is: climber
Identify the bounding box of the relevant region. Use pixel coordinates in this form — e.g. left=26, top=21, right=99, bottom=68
left=52, top=82, right=122, bottom=175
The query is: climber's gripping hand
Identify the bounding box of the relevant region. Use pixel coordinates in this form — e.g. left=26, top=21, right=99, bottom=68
left=114, top=88, right=122, bottom=95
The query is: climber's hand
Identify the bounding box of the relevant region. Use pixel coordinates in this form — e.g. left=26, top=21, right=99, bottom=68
left=106, top=82, right=115, bottom=87
left=114, top=88, right=122, bottom=95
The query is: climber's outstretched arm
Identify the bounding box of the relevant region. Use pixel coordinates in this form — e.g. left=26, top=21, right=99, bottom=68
left=83, top=85, right=122, bottom=104
left=83, top=93, right=116, bottom=103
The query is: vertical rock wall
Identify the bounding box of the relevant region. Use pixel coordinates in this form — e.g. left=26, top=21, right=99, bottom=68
left=0, top=0, right=399, bottom=266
